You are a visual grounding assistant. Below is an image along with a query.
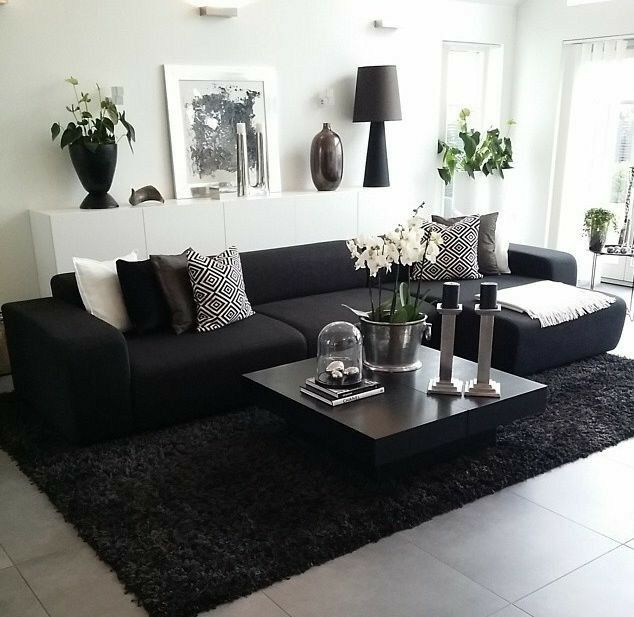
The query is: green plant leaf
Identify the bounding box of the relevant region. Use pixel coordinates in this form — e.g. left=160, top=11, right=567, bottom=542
left=102, top=117, right=115, bottom=133
left=438, top=168, right=452, bottom=185
left=399, top=282, right=410, bottom=309
left=60, top=126, right=81, bottom=149
left=390, top=306, right=410, bottom=324
left=459, top=132, right=477, bottom=159
left=50, top=123, right=61, bottom=141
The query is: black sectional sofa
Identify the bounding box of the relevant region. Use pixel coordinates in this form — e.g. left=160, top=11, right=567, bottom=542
left=3, top=240, right=626, bottom=444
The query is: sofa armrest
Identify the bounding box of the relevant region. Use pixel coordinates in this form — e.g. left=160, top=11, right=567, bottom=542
left=508, top=244, right=577, bottom=285
left=2, top=298, right=132, bottom=444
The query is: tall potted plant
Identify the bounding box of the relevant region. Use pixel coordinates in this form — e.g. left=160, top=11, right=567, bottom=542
left=345, top=205, right=443, bottom=372
left=437, top=109, right=515, bottom=213
left=51, top=77, right=135, bottom=209
left=583, top=208, right=617, bottom=253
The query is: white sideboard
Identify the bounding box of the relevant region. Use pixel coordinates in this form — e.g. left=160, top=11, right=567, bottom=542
left=30, top=188, right=404, bottom=296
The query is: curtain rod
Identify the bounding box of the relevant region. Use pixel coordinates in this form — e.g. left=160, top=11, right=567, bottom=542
left=563, top=33, right=634, bottom=45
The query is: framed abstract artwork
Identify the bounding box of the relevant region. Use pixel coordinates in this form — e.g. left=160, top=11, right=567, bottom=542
left=164, top=65, right=281, bottom=198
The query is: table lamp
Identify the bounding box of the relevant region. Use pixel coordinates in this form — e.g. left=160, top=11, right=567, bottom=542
left=353, top=65, right=402, bottom=187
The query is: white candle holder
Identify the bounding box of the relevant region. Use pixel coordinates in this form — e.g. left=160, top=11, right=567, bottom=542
left=465, top=304, right=501, bottom=398
left=428, top=304, right=463, bottom=396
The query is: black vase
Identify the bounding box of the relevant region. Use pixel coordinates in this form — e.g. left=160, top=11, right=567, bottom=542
left=69, top=142, right=119, bottom=209
left=310, top=123, right=343, bottom=191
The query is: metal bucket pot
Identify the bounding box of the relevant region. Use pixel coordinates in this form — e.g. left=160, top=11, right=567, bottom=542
left=359, top=316, right=432, bottom=372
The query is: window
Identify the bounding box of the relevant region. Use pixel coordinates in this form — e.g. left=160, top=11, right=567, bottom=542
left=439, top=42, right=504, bottom=212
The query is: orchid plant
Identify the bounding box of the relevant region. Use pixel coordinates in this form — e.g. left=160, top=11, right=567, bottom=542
left=346, top=204, right=443, bottom=324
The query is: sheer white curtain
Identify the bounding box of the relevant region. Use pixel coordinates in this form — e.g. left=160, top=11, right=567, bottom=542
left=555, top=39, right=627, bottom=282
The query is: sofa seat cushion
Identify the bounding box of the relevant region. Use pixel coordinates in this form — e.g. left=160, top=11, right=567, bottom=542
left=255, top=288, right=437, bottom=356
left=126, top=314, right=307, bottom=431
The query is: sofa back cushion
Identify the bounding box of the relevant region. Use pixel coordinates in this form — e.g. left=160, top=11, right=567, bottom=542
left=240, top=241, right=367, bottom=305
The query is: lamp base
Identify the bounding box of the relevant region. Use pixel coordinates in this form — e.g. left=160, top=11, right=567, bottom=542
left=363, top=121, right=390, bottom=187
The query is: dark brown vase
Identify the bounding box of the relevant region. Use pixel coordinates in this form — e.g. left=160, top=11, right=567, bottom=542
left=69, top=142, right=119, bottom=209
left=310, top=123, right=343, bottom=191
left=589, top=225, right=608, bottom=254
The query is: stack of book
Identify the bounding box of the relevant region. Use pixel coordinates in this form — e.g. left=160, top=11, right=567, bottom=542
left=300, top=377, right=384, bottom=407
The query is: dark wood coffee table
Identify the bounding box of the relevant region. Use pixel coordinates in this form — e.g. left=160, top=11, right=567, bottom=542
left=244, top=347, right=547, bottom=475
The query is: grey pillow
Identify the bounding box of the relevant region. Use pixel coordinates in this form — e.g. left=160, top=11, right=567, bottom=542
left=432, top=212, right=499, bottom=275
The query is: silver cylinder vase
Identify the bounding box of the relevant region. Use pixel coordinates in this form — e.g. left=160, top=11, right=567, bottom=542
left=310, top=123, right=343, bottom=191
left=359, top=316, right=432, bottom=372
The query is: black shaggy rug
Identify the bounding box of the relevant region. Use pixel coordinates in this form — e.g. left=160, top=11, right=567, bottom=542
left=1, top=354, right=633, bottom=617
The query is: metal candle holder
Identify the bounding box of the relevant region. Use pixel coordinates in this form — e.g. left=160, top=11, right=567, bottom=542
left=428, top=304, right=463, bottom=396
left=465, top=304, right=502, bottom=398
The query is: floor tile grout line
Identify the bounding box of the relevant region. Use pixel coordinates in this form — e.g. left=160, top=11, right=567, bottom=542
left=13, top=564, right=53, bottom=617
left=510, top=604, right=535, bottom=616
left=512, top=544, right=622, bottom=605
left=506, top=488, right=627, bottom=544
left=262, top=590, right=295, bottom=617
left=396, top=532, right=513, bottom=606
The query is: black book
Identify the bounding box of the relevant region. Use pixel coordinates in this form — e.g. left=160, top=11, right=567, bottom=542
left=304, top=377, right=382, bottom=400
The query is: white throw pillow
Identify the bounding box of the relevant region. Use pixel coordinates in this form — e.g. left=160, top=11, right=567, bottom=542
left=73, top=252, right=138, bottom=331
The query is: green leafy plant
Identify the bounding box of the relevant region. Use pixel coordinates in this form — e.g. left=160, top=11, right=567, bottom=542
left=582, top=208, right=617, bottom=235
left=437, top=108, right=515, bottom=186
left=50, top=77, right=135, bottom=152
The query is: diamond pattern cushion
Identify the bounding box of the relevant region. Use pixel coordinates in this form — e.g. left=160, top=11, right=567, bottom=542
left=186, top=247, right=255, bottom=332
left=412, top=216, right=483, bottom=281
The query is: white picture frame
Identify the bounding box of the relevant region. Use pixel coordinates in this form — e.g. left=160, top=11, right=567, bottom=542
left=164, top=64, right=281, bottom=199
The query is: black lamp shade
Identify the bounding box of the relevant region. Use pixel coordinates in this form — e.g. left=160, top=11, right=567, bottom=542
left=353, top=65, right=402, bottom=123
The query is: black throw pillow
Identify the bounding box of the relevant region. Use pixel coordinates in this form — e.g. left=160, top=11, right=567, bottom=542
left=432, top=212, right=500, bottom=275
left=116, top=259, right=171, bottom=335
left=150, top=252, right=197, bottom=335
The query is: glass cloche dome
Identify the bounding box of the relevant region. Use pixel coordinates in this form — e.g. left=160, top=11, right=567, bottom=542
left=316, top=321, right=363, bottom=388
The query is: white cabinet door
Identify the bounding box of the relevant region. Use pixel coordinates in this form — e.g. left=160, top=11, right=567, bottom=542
left=224, top=196, right=296, bottom=251
left=295, top=192, right=357, bottom=245
left=143, top=202, right=226, bottom=256
left=50, top=208, right=147, bottom=273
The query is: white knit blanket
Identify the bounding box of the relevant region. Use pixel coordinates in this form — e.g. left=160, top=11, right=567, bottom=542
left=491, top=281, right=615, bottom=328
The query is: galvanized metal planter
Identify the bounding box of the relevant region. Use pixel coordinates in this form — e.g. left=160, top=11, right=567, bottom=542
left=359, top=315, right=432, bottom=372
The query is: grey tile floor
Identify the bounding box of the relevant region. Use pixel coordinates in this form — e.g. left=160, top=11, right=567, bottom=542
left=0, top=284, right=632, bottom=617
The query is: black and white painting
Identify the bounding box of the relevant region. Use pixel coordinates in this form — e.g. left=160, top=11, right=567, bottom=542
left=164, top=66, right=280, bottom=198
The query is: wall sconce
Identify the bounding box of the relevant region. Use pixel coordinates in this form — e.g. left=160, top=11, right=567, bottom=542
left=374, top=19, right=400, bottom=30
left=199, top=6, right=238, bottom=17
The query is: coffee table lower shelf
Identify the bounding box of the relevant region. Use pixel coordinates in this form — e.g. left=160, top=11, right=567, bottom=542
left=244, top=347, right=547, bottom=475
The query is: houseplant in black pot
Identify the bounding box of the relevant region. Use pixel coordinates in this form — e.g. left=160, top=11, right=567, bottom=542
left=583, top=207, right=617, bottom=253
left=51, top=77, right=135, bottom=209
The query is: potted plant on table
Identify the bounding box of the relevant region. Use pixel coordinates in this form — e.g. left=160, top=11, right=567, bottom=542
left=583, top=208, right=617, bottom=253
left=345, top=205, right=443, bottom=372
left=51, top=77, right=135, bottom=209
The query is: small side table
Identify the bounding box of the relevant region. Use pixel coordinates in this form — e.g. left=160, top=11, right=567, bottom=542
left=590, top=249, right=634, bottom=320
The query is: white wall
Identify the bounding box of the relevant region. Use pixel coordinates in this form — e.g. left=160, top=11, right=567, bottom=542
left=0, top=0, right=517, bottom=305
left=511, top=0, right=634, bottom=246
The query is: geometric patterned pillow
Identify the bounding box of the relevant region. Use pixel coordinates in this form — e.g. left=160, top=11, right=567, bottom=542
left=186, top=247, right=255, bottom=332
left=411, top=216, right=483, bottom=281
